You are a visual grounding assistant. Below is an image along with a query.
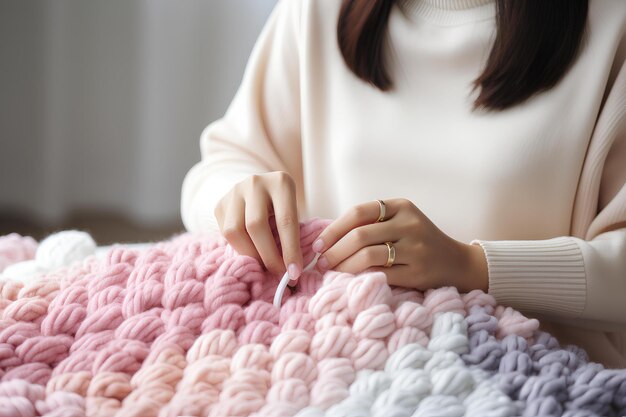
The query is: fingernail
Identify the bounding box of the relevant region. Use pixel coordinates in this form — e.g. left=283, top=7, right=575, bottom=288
left=312, top=239, right=324, bottom=253
left=317, top=256, right=329, bottom=271
left=288, top=263, right=301, bottom=280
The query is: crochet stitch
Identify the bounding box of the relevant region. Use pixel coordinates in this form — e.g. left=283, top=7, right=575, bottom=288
left=0, top=219, right=625, bottom=417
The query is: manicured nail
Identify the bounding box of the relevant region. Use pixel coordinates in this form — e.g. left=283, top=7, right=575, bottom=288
left=288, top=263, right=301, bottom=280
left=312, top=239, right=324, bottom=253
left=317, top=256, right=329, bottom=271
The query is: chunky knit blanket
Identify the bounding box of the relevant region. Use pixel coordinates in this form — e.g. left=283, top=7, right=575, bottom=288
left=0, top=219, right=625, bottom=417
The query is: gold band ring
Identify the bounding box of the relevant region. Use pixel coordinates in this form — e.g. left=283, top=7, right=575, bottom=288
left=376, top=200, right=387, bottom=222
left=384, top=241, right=395, bottom=267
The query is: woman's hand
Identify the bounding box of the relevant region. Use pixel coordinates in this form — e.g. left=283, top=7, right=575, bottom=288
left=311, top=198, right=488, bottom=293
left=214, top=171, right=303, bottom=282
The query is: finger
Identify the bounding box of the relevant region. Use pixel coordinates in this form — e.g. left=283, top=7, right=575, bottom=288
left=317, top=221, right=399, bottom=272
left=365, top=265, right=415, bottom=288
left=220, top=194, right=261, bottom=263
left=245, top=193, right=285, bottom=275
left=313, top=199, right=402, bottom=254
left=271, top=175, right=303, bottom=281
left=333, top=243, right=405, bottom=274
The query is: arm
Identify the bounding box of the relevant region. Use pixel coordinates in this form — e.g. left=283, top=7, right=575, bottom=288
left=181, top=0, right=303, bottom=233
left=469, top=52, right=626, bottom=329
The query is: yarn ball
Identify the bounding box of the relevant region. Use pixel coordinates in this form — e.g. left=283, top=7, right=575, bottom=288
left=35, top=230, right=96, bottom=270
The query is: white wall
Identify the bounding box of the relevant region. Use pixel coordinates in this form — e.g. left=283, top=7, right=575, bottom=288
left=0, top=0, right=277, bottom=227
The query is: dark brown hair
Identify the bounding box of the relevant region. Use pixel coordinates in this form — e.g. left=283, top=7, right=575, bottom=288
left=337, top=0, right=589, bottom=111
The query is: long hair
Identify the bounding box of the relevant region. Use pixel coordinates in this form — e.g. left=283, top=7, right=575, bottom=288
left=337, top=0, right=589, bottom=111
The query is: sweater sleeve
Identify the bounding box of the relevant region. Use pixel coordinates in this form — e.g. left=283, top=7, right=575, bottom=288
left=470, top=46, right=626, bottom=328
left=181, top=0, right=303, bottom=233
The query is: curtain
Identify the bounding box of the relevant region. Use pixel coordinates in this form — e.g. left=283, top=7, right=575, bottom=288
left=0, top=0, right=277, bottom=227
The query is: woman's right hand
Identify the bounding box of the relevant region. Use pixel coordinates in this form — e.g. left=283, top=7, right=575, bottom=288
left=214, top=171, right=303, bottom=283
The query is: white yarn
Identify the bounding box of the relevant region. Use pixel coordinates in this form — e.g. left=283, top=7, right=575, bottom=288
left=371, top=389, right=422, bottom=417
left=389, top=369, right=431, bottom=395
left=348, top=370, right=391, bottom=399
left=35, top=230, right=96, bottom=270
left=411, top=395, right=465, bottom=417
left=0, top=260, right=44, bottom=283
left=352, top=369, right=374, bottom=381
left=463, top=379, right=518, bottom=417
left=430, top=366, right=475, bottom=399
left=384, top=343, right=433, bottom=373
left=427, top=312, right=469, bottom=354
left=423, top=351, right=463, bottom=375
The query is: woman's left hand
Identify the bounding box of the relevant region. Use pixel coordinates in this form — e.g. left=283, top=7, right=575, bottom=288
left=311, top=198, right=488, bottom=293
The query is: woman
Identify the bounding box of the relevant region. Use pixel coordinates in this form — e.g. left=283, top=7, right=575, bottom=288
left=181, top=0, right=626, bottom=367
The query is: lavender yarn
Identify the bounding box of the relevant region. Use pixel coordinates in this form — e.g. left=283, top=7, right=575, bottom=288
left=462, top=305, right=626, bottom=417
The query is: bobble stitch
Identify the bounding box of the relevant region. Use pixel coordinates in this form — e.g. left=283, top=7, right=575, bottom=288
left=308, top=283, right=349, bottom=320
left=161, top=303, right=207, bottom=334
left=271, top=352, right=318, bottom=387
left=352, top=338, right=388, bottom=371
left=390, top=286, right=424, bottom=308
left=428, top=312, right=468, bottom=354
left=245, top=300, right=280, bottom=325
left=349, top=370, right=392, bottom=399
left=423, top=287, right=465, bottom=317
left=201, top=303, right=245, bottom=332
left=310, top=326, right=357, bottom=361
left=230, top=344, right=273, bottom=372
left=267, top=378, right=310, bottom=408
left=431, top=366, right=475, bottom=398
left=270, top=330, right=311, bottom=358
left=317, top=358, right=356, bottom=386
left=386, top=327, right=429, bottom=352
left=384, top=343, right=433, bottom=373
left=204, top=275, right=250, bottom=315
left=394, top=301, right=431, bottom=330
left=238, top=320, right=280, bottom=346
left=187, top=329, right=238, bottom=361
left=346, top=272, right=392, bottom=320
left=352, top=304, right=396, bottom=339
left=310, top=378, right=349, bottom=410
left=314, top=311, right=350, bottom=332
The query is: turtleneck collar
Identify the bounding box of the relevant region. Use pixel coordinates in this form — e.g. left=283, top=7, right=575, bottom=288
left=397, top=0, right=496, bottom=26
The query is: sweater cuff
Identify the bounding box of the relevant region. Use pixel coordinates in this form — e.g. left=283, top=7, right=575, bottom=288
left=470, top=237, right=587, bottom=318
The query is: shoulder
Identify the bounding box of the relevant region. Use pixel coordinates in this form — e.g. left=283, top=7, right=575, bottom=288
left=588, top=0, right=626, bottom=44
left=582, top=1, right=626, bottom=88
left=272, top=0, right=342, bottom=39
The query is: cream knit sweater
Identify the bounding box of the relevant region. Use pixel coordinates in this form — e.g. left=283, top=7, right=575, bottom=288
left=181, top=0, right=626, bottom=367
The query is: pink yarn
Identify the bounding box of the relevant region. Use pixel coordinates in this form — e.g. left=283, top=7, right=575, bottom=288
left=0, top=220, right=545, bottom=416
left=0, top=233, right=37, bottom=272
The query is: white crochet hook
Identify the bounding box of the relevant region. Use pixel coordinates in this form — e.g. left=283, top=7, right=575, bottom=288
left=273, top=252, right=321, bottom=308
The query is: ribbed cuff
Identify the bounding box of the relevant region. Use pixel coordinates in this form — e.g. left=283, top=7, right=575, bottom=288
left=470, top=237, right=587, bottom=318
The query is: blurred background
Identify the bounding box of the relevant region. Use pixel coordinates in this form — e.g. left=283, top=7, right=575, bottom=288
left=0, top=0, right=277, bottom=245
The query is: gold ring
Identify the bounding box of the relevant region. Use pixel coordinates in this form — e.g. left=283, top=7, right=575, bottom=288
left=376, top=200, right=387, bottom=222
left=384, top=241, right=395, bottom=267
